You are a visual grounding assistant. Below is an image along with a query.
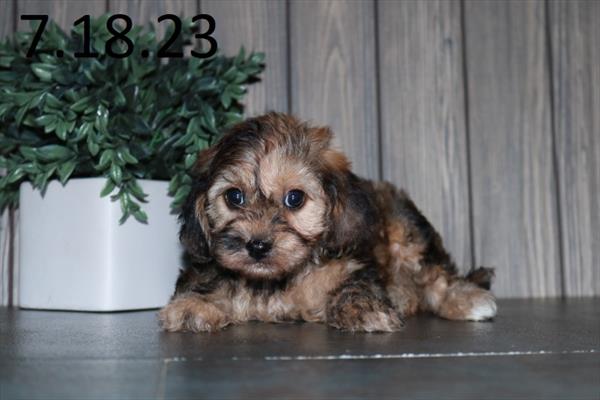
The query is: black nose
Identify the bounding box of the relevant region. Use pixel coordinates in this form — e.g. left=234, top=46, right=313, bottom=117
left=246, top=239, right=272, bottom=260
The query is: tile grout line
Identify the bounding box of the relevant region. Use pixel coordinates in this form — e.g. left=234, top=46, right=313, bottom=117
left=153, top=348, right=597, bottom=363
left=262, top=349, right=597, bottom=361
left=7, top=349, right=597, bottom=364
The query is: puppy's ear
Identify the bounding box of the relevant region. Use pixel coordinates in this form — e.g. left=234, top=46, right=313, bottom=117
left=321, top=149, right=378, bottom=256
left=179, top=147, right=216, bottom=263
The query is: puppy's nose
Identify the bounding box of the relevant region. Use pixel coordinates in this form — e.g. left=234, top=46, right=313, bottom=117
left=246, top=239, right=272, bottom=260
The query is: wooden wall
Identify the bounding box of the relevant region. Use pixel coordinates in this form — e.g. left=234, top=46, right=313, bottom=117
left=0, top=0, right=598, bottom=301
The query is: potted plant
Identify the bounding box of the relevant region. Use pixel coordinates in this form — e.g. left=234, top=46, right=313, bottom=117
left=0, top=15, right=264, bottom=311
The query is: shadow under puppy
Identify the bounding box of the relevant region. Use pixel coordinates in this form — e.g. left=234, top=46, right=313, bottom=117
left=159, top=112, right=497, bottom=332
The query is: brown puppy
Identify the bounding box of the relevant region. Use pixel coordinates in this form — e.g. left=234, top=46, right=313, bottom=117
left=159, top=112, right=497, bottom=332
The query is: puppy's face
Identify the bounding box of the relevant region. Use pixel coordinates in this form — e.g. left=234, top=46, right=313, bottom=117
left=181, top=113, right=373, bottom=280
left=205, top=143, right=329, bottom=280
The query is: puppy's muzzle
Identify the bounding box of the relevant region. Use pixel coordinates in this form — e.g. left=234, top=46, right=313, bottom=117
left=246, top=239, right=272, bottom=260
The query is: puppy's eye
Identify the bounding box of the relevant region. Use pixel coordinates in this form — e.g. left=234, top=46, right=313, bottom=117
left=225, top=188, right=245, bottom=207
left=283, top=189, right=305, bottom=209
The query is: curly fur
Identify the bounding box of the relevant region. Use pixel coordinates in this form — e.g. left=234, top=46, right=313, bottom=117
left=159, top=112, right=497, bottom=332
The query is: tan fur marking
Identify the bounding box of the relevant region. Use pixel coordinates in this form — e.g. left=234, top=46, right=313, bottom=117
left=206, top=170, right=253, bottom=230
left=423, top=275, right=449, bottom=312
left=159, top=294, right=231, bottom=332
left=193, top=196, right=211, bottom=244
left=205, top=260, right=365, bottom=324
left=307, top=126, right=333, bottom=148
left=412, top=266, right=497, bottom=321
left=287, top=259, right=364, bottom=321
left=436, top=282, right=497, bottom=321
left=385, top=265, right=420, bottom=317
left=258, top=151, right=328, bottom=238
left=322, top=148, right=351, bottom=172
left=385, top=220, right=425, bottom=271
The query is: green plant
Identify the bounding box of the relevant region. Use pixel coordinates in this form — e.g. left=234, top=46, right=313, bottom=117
left=0, top=15, right=264, bottom=223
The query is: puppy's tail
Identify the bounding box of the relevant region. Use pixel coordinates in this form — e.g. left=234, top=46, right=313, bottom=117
left=465, top=267, right=495, bottom=290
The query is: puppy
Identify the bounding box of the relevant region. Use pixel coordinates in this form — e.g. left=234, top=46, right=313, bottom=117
left=159, top=112, right=497, bottom=332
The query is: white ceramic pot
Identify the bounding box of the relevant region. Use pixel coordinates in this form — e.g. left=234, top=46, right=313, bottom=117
left=18, top=178, right=181, bottom=311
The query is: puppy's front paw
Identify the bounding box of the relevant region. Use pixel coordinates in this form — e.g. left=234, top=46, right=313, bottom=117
left=158, top=296, right=231, bottom=332
left=437, top=283, right=497, bottom=321
left=327, top=296, right=404, bottom=332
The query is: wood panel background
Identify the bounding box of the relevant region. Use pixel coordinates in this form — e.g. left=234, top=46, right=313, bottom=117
left=290, top=0, right=379, bottom=180
left=378, top=0, right=471, bottom=269
left=464, top=0, right=562, bottom=297
left=548, top=0, right=600, bottom=297
left=0, top=0, right=598, bottom=302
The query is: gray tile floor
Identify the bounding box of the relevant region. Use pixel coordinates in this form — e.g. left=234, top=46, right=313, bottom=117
left=1, top=298, right=599, bottom=399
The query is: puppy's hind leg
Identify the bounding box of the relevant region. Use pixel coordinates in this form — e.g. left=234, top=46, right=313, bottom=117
left=418, top=266, right=497, bottom=322
left=374, top=183, right=497, bottom=322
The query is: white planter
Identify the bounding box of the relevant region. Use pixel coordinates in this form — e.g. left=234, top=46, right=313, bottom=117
left=18, top=178, right=181, bottom=311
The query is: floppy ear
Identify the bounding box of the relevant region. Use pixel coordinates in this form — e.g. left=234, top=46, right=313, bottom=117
left=321, top=149, right=379, bottom=257
left=179, top=147, right=217, bottom=263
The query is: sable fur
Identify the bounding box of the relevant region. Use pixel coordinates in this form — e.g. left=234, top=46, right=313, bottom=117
left=159, top=112, right=497, bottom=332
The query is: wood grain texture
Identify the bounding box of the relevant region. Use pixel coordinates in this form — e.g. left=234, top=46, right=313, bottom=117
left=17, top=0, right=106, bottom=31
left=549, top=0, right=600, bottom=296
left=108, top=0, right=197, bottom=39
left=378, top=0, right=471, bottom=269
left=2, top=0, right=595, bottom=301
left=290, top=0, right=379, bottom=180
left=0, top=0, right=14, bottom=38
left=202, top=0, right=287, bottom=116
left=464, top=0, right=561, bottom=297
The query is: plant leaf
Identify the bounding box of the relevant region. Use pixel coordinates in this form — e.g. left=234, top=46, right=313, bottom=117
left=0, top=14, right=266, bottom=223
left=36, top=145, right=74, bottom=161
left=132, top=209, right=148, bottom=224
left=98, top=149, right=114, bottom=169
left=100, top=179, right=115, bottom=197
left=57, top=160, right=77, bottom=184
left=110, top=164, right=122, bottom=184
left=30, top=63, right=54, bottom=82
